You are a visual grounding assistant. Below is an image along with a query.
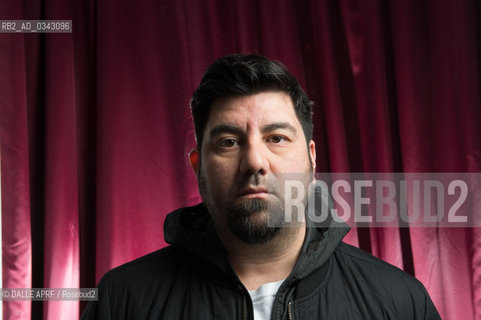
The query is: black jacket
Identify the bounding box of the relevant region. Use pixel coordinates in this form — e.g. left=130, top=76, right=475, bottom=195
left=81, top=203, right=441, bottom=319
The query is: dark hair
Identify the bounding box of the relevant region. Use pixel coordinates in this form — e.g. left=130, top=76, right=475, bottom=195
left=190, top=54, right=313, bottom=149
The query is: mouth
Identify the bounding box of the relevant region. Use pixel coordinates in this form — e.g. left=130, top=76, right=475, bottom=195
left=239, top=187, right=269, bottom=199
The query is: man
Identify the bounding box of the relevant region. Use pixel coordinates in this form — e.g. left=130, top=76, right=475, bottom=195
left=82, top=54, right=441, bottom=319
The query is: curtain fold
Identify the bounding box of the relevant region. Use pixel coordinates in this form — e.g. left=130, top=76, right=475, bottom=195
left=1, top=0, right=480, bottom=319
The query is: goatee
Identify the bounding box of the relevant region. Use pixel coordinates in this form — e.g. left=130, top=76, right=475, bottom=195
left=226, top=198, right=283, bottom=245
left=199, top=173, right=286, bottom=245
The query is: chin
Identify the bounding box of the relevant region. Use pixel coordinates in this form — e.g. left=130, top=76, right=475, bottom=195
left=246, top=208, right=269, bottom=219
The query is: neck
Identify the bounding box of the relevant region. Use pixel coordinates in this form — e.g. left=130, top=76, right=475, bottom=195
left=218, top=225, right=306, bottom=290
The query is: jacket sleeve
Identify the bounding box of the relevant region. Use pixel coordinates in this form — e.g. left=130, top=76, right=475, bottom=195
left=80, top=276, right=112, bottom=320
left=423, top=286, right=442, bottom=320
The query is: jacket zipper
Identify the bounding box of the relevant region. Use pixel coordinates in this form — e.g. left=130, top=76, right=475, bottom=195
left=288, top=301, right=293, bottom=320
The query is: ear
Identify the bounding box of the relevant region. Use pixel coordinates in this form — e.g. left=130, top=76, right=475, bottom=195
left=189, top=149, right=200, bottom=178
left=308, top=140, right=316, bottom=172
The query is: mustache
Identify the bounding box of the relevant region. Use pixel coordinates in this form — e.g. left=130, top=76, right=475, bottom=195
left=232, top=174, right=281, bottom=196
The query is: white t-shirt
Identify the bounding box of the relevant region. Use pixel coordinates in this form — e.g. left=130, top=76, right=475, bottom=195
left=247, top=279, right=285, bottom=320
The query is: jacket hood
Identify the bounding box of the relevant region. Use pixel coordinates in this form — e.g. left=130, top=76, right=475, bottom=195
left=164, top=201, right=350, bottom=281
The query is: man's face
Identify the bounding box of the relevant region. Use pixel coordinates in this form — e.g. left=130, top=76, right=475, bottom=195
left=190, top=91, right=316, bottom=245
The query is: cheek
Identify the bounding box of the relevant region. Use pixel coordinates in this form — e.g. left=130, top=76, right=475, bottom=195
left=202, top=159, right=236, bottom=189
left=275, top=145, right=311, bottom=171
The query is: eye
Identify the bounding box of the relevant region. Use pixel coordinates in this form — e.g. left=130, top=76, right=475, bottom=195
left=217, top=138, right=239, bottom=149
left=267, top=135, right=287, bottom=144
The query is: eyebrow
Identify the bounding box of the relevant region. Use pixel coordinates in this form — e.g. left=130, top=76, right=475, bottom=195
left=209, top=122, right=297, bottom=139
left=209, top=124, right=244, bottom=139
left=261, top=122, right=297, bottom=135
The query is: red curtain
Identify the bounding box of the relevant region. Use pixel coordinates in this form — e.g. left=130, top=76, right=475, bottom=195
left=1, top=0, right=480, bottom=319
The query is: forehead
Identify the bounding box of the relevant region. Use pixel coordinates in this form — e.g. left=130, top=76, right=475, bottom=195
left=207, top=91, right=299, bottom=128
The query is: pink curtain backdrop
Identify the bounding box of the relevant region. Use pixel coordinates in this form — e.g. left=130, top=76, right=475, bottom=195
left=1, top=0, right=480, bottom=319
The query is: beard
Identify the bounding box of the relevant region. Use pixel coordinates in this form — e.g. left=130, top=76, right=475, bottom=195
left=225, top=196, right=284, bottom=245
left=198, top=158, right=314, bottom=245
left=199, top=172, right=286, bottom=245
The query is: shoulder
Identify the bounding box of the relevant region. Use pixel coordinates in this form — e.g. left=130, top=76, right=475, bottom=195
left=98, top=245, right=194, bottom=292
left=102, top=246, right=179, bottom=280
left=81, top=245, right=193, bottom=319
left=334, top=241, right=425, bottom=291
left=330, top=242, right=440, bottom=319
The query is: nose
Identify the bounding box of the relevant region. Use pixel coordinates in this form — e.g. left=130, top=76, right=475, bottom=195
left=239, top=140, right=269, bottom=176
